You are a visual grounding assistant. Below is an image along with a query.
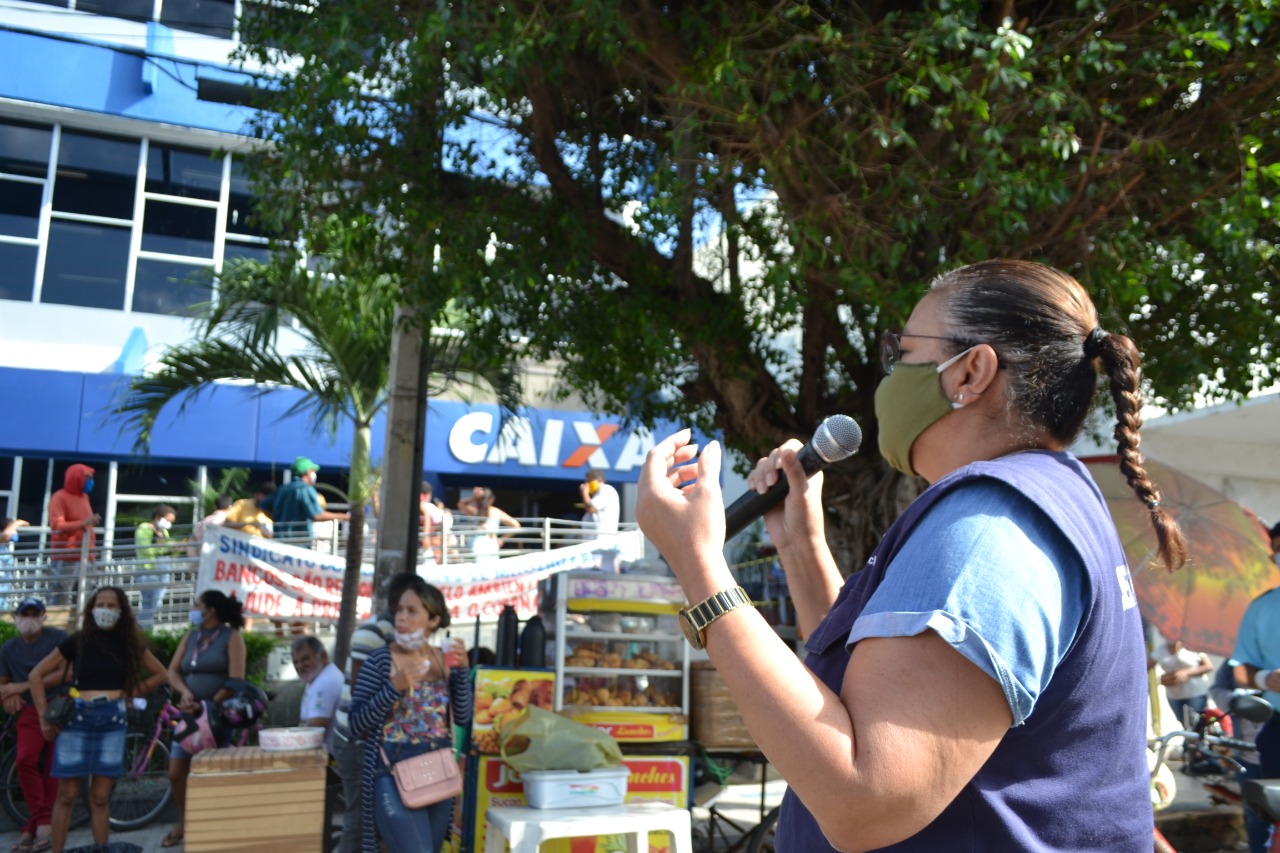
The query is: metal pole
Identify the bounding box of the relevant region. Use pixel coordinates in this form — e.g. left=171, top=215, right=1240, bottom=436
left=74, top=530, right=91, bottom=621
left=104, top=461, right=119, bottom=562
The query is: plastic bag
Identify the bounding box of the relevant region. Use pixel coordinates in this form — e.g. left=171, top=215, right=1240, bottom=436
left=498, top=706, right=624, bottom=772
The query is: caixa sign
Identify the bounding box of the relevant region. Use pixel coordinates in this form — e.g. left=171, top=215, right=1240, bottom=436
left=439, top=406, right=670, bottom=482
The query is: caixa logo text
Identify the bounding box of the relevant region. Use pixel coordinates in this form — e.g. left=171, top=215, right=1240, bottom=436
left=447, top=412, right=656, bottom=472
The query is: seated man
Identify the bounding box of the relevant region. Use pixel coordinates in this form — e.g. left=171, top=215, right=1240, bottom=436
left=291, top=636, right=343, bottom=752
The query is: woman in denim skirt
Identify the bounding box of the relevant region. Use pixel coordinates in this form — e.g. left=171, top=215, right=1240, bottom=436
left=27, top=587, right=169, bottom=853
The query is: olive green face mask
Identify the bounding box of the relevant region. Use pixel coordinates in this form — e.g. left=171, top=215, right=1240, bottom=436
left=873, top=348, right=973, bottom=476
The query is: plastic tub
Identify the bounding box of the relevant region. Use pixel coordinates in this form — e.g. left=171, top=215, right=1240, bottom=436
left=258, top=726, right=325, bottom=752
left=521, top=767, right=629, bottom=809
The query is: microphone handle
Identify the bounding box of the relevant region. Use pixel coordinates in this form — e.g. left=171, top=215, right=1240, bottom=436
left=723, top=445, right=824, bottom=541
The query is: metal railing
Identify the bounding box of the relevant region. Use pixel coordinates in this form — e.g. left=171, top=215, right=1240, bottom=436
left=2, top=518, right=640, bottom=628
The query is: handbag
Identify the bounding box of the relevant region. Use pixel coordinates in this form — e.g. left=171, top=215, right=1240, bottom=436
left=43, top=694, right=75, bottom=726
left=381, top=746, right=462, bottom=808
left=43, top=651, right=78, bottom=726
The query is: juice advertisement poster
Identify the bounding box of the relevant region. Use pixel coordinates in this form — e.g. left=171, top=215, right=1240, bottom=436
left=471, top=754, right=690, bottom=853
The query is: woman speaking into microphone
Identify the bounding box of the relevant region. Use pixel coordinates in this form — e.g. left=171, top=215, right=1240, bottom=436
left=637, top=259, right=1186, bottom=852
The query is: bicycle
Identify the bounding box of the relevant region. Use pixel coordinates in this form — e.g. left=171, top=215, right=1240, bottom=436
left=105, top=692, right=178, bottom=831
left=0, top=707, right=91, bottom=830
left=1149, top=693, right=1275, bottom=853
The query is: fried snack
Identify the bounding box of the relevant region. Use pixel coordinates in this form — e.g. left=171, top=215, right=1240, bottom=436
left=530, top=679, right=555, bottom=710
left=509, top=679, right=534, bottom=709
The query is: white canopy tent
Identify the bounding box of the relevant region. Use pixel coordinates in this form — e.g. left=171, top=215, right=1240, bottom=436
left=1130, top=391, right=1280, bottom=529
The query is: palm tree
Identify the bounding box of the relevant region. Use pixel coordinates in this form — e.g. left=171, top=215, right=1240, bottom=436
left=118, top=254, right=522, bottom=668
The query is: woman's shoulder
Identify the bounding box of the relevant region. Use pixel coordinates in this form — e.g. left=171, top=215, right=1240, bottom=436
left=364, top=645, right=392, bottom=665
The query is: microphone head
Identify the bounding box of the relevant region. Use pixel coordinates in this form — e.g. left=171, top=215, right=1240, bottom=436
left=813, top=415, right=862, bottom=463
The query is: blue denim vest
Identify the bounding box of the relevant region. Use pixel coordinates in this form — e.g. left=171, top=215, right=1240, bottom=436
left=776, top=450, right=1151, bottom=852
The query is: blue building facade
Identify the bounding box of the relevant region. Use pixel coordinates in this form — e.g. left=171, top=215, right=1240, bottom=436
left=0, top=3, right=664, bottom=537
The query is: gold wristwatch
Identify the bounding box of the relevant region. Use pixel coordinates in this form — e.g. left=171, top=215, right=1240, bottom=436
left=678, top=586, right=752, bottom=650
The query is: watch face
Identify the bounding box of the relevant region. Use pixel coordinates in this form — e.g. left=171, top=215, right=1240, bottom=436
left=679, top=609, right=704, bottom=650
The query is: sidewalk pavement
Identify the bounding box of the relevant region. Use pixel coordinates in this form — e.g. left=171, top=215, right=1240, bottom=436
left=0, top=818, right=181, bottom=852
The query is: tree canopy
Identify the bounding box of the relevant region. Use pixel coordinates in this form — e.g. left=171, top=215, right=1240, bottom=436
left=238, top=0, right=1280, bottom=565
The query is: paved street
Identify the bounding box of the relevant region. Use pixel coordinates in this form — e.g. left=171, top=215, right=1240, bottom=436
left=0, top=775, right=1257, bottom=852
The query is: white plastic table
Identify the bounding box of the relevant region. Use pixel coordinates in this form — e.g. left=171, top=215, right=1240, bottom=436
left=483, top=802, right=693, bottom=853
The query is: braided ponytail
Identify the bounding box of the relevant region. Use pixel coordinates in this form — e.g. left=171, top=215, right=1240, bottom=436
left=1095, top=332, right=1188, bottom=571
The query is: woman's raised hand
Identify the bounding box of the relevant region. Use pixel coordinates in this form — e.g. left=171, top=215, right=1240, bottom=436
left=746, top=439, right=827, bottom=555
left=390, top=655, right=431, bottom=693
left=636, top=431, right=735, bottom=592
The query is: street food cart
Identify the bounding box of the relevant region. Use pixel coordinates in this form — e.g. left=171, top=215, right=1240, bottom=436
left=460, top=570, right=693, bottom=852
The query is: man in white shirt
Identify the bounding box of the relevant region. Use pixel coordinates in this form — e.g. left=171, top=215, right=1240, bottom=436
left=291, top=636, right=343, bottom=752
left=580, top=469, right=620, bottom=535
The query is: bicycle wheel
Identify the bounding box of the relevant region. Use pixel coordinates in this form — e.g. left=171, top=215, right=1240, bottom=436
left=108, top=731, right=172, bottom=830
left=746, top=805, right=780, bottom=853
left=0, top=751, right=91, bottom=829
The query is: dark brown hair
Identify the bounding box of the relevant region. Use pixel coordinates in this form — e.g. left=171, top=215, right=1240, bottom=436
left=396, top=576, right=452, bottom=631
left=199, top=589, right=245, bottom=629
left=931, top=259, right=1188, bottom=571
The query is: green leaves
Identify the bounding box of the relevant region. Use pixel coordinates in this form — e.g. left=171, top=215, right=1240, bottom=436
left=231, top=0, right=1280, bottom=468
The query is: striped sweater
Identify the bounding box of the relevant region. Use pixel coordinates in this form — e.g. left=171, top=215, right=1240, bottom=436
left=348, top=645, right=473, bottom=853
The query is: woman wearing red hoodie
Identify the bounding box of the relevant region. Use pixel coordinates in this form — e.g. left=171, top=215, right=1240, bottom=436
left=47, top=464, right=100, bottom=569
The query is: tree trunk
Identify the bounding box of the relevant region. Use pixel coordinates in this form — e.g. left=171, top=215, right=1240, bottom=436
left=333, top=423, right=373, bottom=672
left=820, top=455, right=922, bottom=576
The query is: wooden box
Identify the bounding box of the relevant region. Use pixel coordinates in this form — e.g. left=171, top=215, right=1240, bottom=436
left=186, top=746, right=327, bottom=853
left=690, top=661, right=757, bottom=749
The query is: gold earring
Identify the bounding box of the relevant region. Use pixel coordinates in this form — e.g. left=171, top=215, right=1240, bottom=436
left=955, top=392, right=964, bottom=404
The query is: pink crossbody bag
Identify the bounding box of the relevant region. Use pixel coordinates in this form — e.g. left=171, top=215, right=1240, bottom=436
left=380, top=745, right=462, bottom=807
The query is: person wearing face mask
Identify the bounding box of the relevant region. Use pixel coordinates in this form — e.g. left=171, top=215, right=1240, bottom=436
left=0, top=598, right=68, bottom=852
left=349, top=578, right=471, bottom=853
left=160, top=589, right=246, bottom=849
left=26, top=587, right=168, bottom=853
left=1, top=516, right=28, bottom=567
left=636, top=259, right=1190, bottom=851
left=331, top=571, right=419, bottom=853
left=258, top=457, right=351, bottom=543
left=580, top=469, right=620, bottom=536
left=134, top=504, right=177, bottom=628
left=47, top=464, right=101, bottom=589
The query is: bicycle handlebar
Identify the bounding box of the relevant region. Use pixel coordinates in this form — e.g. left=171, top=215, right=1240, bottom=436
left=1150, top=729, right=1257, bottom=778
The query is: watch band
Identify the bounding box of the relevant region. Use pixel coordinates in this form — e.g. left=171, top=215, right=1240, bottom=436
left=683, top=586, right=753, bottom=645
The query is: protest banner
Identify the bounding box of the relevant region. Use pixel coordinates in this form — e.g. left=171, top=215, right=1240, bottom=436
left=423, top=531, right=644, bottom=621
left=198, top=527, right=374, bottom=621
left=198, top=527, right=645, bottom=622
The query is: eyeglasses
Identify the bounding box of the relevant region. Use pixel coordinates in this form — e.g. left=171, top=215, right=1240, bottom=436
left=879, top=330, right=977, bottom=374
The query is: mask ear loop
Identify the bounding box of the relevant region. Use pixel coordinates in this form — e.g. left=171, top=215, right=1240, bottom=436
left=937, top=346, right=976, bottom=409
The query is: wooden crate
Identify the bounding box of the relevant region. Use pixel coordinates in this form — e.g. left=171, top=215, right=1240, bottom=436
left=186, top=746, right=327, bottom=853
left=690, top=661, right=757, bottom=750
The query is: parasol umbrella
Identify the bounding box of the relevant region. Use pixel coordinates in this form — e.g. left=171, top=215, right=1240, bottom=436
left=1082, top=456, right=1278, bottom=657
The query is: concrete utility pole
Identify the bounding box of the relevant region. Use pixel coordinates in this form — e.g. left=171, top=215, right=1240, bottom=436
left=375, top=303, right=428, bottom=607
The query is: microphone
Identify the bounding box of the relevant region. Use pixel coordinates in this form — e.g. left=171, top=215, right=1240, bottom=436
left=723, top=414, right=862, bottom=541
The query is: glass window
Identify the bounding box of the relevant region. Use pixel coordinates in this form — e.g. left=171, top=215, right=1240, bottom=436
left=161, top=0, right=235, bottom=38
left=0, top=242, right=38, bottom=302
left=41, top=220, right=130, bottom=309
left=77, top=0, right=152, bottom=23
left=226, top=157, right=264, bottom=236
left=223, top=241, right=273, bottom=266
left=132, top=258, right=213, bottom=316
left=0, top=180, right=42, bottom=238
left=142, top=200, right=217, bottom=258
left=0, top=120, right=52, bottom=179
left=146, top=144, right=222, bottom=201
left=52, top=131, right=139, bottom=220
